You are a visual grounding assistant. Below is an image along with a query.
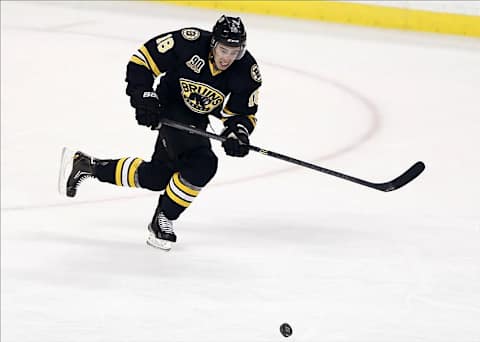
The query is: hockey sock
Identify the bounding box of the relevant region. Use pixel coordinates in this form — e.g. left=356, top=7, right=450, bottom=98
left=95, top=157, right=143, bottom=188
left=162, top=172, right=202, bottom=220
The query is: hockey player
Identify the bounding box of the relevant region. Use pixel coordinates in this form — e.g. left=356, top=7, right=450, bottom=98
left=58, top=15, right=262, bottom=250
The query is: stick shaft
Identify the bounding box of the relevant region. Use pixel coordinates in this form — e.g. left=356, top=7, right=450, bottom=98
left=158, top=119, right=424, bottom=192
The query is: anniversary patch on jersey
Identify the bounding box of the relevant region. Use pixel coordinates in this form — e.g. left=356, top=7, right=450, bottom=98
left=250, top=64, right=262, bottom=83
left=186, top=55, right=205, bottom=74
left=181, top=28, right=201, bottom=41
left=179, top=78, right=225, bottom=114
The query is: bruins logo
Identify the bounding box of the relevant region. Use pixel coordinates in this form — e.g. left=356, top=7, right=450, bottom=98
left=251, top=64, right=262, bottom=83
left=179, top=78, right=225, bottom=114
left=181, top=28, right=201, bottom=41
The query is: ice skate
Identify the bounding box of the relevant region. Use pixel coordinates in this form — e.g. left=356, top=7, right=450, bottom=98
left=58, top=147, right=96, bottom=197
left=146, top=211, right=176, bottom=251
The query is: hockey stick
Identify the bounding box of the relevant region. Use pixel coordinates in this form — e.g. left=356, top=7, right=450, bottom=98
left=158, top=118, right=425, bottom=192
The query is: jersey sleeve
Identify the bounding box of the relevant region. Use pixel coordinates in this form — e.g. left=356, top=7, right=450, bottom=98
left=125, top=30, right=180, bottom=95
left=222, top=59, right=262, bottom=134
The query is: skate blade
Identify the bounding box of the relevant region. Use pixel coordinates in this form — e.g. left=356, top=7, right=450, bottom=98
left=146, top=234, right=173, bottom=251
left=58, top=147, right=75, bottom=196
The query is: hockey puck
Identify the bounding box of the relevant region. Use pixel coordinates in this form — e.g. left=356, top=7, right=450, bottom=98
left=280, top=323, right=292, bottom=337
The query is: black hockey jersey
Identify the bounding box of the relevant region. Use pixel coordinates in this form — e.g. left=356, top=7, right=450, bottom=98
left=126, top=27, right=261, bottom=133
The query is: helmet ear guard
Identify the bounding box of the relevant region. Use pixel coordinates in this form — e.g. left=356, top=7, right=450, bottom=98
left=211, top=15, right=247, bottom=60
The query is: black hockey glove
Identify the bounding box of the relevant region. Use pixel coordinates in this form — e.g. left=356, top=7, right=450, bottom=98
left=220, top=123, right=250, bottom=157
left=130, top=89, right=164, bottom=128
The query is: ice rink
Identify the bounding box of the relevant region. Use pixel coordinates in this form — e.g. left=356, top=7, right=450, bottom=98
left=2, top=1, right=480, bottom=341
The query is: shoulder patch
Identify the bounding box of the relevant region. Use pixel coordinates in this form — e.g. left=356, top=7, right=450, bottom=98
left=181, top=28, right=201, bottom=41
left=250, top=64, right=262, bottom=83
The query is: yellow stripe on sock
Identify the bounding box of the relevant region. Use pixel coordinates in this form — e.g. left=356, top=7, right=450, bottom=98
left=115, top=158, right=127, bottom=186
left=127, top=158, right=143, bottom=187
left=166, top=184, right=190, bottom=208
left=172, top=172, right=200, bottom=196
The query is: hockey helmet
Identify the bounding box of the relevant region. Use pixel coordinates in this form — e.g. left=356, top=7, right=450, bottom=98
left=211, top=15, right=247, bottom=60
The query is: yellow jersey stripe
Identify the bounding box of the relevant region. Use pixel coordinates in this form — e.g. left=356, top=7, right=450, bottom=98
left=247, top=114, right=257, bottom=128
left=222, top=109, right=257, bottom=128
left=115, top=158, right=127, bottom=186
left=173, top=172, right=200, bottom=196
left=166, top=184, right=190, bottom=208
left=208, top=59, right=222, bottom=76
left=223, top=107, right=236, bottom=115
left=130, top=55, right=149, bottom=69
left=139, top=46, right=161, bottom=77
left=127, top=158, right=143, bottom=187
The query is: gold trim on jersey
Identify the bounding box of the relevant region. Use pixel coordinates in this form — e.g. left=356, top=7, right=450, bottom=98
left=139, top=45, right=161, bottom=77
left=247, top=114, right=257, bottom=128
left=208, top=58, right=222, bottom=76
left=222, top=107, right=257, bottom=128
left=222, top=107, right=236, bottom=117
left=130, top=55, right=148, bottom=69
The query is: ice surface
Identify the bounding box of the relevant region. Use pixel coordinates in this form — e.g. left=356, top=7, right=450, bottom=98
left=2, top=1, right=480, bottom=341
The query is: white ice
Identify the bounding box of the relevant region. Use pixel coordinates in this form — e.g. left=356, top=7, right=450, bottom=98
left=2, top=1, right=480, bottom=341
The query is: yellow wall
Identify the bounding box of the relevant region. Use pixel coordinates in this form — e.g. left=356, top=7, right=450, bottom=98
left=157, top=1, right=480, bottom=38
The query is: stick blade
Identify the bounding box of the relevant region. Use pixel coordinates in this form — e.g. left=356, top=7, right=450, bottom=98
left=374, top=161, right=425, bottom=192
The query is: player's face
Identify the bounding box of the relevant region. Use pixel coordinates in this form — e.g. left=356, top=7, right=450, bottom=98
left=212, top=43, right=241, bottom=70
